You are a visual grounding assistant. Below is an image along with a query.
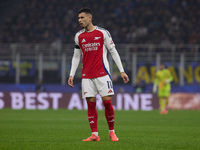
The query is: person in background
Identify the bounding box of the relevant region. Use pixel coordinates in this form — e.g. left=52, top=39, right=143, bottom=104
left=35, top=80, right=46, bottom=92
left=134, top=78, right=146, bottom=93
left=153, top=63, right=173, bottom=114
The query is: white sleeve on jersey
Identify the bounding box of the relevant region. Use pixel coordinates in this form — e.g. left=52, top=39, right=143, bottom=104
left=103, top=30, right=115, bottom=50
left=69, top=34, right=81, bottom=77
left=69, top=48, right=81, bottom=77
left=104, top=30, right=125, bottom=73
left=109, top=47, right=125, bottom=73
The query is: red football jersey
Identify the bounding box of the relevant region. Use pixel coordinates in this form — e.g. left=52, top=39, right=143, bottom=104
left=75, top=27, right=115, bottom=79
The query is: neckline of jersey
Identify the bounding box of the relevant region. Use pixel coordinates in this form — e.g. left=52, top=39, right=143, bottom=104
left=85, top=26, right=97, bottom=33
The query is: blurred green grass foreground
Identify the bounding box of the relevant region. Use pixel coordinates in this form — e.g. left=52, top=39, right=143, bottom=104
left=0, top=109, right=200, bottom=150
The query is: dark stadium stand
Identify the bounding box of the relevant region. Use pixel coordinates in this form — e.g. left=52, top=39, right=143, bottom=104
left=0, top=0, right=199, bottom=44
left=0, top=0, right=199, bottom=87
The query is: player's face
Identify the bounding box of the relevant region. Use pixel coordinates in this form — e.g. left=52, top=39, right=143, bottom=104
left=160, top=64, right=164, bottom=70
left=78, top=13, right=91, bottom=28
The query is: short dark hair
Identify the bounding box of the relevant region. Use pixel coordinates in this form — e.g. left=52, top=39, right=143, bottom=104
left=78, top=8, right=92, bottom=15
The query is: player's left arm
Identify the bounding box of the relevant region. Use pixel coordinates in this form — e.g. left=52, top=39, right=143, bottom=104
left=153, top=72, right=158, bottom=93
left=104, top=30, right=129, bottom=83
left=121, top=72, right=129, bottom=83
left=109, top=47, right=129, bottom=83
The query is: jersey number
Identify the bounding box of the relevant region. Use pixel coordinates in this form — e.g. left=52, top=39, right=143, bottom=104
left=107, top=81, right=113, bottom=89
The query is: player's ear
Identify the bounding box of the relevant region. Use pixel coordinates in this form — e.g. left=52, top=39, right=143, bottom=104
left=88, top=14, right=92, bottom=21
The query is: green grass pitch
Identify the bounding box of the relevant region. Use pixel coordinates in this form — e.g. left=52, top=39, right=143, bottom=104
left=0, top=109, right=200, bottom=150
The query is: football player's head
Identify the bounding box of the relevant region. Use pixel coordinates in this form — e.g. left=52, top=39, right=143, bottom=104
left=78, top=8, right=93, bottom=28
left=160, top=63, right=165, bottom=70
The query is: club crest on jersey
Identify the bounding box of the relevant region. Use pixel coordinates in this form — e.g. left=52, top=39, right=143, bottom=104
left=81, top=38, right=86, bottom=43
left=94, top=37, right=101, bottom=40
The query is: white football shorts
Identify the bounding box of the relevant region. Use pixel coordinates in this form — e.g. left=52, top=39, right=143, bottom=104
left=82, top=75, right=114, bottom=98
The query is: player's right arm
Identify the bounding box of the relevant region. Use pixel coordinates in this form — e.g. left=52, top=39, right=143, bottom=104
left=68, top=34, right=81, bottom=87
left=68, top=48, right=81, bottom=87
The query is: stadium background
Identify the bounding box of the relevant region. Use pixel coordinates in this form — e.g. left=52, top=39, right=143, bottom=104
left=0, top=1, right=200, bottom=150
left=0, top=0, right=200, bottom=110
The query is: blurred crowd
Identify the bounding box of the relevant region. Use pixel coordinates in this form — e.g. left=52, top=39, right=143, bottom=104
left=0, top=0, right=199, bottom=44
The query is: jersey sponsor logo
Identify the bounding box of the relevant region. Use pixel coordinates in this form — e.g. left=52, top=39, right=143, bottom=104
left=82, top=42, right=100, bottom=48
left=94, top=37, right=101, bottom=40
left=81, top=38, right=86, bottom=43
left=82, top=42, right=101, bottom=52
left=108, top=89, right=113, bottom=93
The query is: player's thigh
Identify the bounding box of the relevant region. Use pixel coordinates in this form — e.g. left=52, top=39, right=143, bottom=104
left=158, top=88, right=170, bottom=97
left=95, top=75, right=114, bottom=97
left=82, top=79, right=98, bottom=98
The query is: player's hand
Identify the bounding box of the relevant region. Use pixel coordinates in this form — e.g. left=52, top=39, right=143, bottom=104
left=152, top=84, right=157, bottom=94
left=68, top=76, right=74, bottom=87
left=165, top=79, right=170, bottom=84
left=121, top=72, right=129, bottom=83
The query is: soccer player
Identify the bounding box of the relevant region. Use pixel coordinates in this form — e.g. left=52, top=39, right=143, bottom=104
left=68, top=8, right=129, bottom=141
left=153, top=63, right=173, bottom=114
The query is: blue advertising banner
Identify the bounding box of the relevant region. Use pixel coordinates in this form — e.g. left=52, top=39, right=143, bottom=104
left=0, top=61, right=9, bottom=76
left=0, top=60, right=35, bottom=77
